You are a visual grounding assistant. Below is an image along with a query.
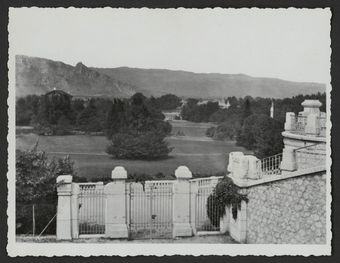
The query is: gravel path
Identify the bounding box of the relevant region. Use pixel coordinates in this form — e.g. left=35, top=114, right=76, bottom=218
left=17, top=234, right=237, bottom=244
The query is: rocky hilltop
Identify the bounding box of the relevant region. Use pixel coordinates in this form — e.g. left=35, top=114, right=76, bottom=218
left=15, top=55, right=136, bottom=97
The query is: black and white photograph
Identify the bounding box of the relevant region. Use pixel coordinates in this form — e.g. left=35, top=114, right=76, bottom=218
left=7, top=7, right=331, bottom=256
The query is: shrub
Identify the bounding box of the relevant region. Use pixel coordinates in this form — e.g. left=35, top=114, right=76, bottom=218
left=206, top=176, right=248, bottom=226
left=106, top=132, right=173, bottom=160
left=16, top=147, right=76, bottom=235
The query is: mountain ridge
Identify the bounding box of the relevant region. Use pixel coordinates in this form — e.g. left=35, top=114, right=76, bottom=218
left=94, top=67, right=325, bottom=99
left=15, top=55, right=325, bottom=99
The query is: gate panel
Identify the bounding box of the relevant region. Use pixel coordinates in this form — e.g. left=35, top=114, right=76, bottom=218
left=195, top=179, right=221, bottom=232
left=128, top=181, right=173, bottom=239
left=78, top=183, right=105, bottom=235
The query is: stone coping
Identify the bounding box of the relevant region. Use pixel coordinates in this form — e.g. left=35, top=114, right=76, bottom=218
left=230, top=165, right=326, bottom=188
left=189, top=176, right=223, bottom=182
left=282, top=131, right=326, bottom=142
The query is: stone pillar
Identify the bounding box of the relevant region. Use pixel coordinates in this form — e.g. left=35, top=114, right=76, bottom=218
left=246, top=155, right=261, bottom=179
left=189, top=181, right=198, bottom=235
left=305, top=114, right=320, bottom=135
left=71, top=183, right=79, bottom=239
left=227, top=152, right=244, bottom=174
left=301, top=100, right=322, bottom=115
left=173, top=166, right=193, bottom=238
left=104, top=166, right=128, bottom=239
left=284, top=112, right=296, bottom=131
left=229, top=200, right=247, bottom=243
left=281, top=147, right=297, bottom=171
left=219, top=206, right=230, bottom=234
left=56, top=175, right=73, bottom=240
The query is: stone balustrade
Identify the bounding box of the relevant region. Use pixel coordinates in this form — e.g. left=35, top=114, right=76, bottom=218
left=284, top=100, right=326, bottom=137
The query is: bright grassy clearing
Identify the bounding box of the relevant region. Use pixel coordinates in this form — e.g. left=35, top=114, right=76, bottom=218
left=16, top=121, right=251, bottom=179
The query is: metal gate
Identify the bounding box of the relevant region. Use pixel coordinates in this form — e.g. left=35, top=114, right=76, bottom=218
left=78, top=183, right=105, bottom=235
left=128, top=181, right=173, bottom=239
left=195, top=179, right=221, bottom=232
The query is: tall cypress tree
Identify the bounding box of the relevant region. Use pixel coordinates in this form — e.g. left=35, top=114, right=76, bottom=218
left=241, top=98, right=252, bottom=125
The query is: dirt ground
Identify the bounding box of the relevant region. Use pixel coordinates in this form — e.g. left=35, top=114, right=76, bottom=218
left=16, top=234, right=237, bottom=244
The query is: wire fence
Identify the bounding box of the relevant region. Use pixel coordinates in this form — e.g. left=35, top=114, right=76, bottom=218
left=16, top=201, right=57, bottom=236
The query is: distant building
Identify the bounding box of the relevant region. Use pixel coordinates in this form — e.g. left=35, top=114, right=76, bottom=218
left=218, top=98, right=230, bottom=109
left=197, top=98, right=230, bottom=109
left=45, top=88, right=72, bottom=99
left=162, top=108, right=182, bottom=121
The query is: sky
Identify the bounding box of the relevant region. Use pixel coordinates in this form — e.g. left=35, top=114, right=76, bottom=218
left=9, top=7, right=331, bottom=84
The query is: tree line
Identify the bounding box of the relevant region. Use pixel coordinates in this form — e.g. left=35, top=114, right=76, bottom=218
left=16, top=91, right=178, bottom=160
left=181, top=93, right=326, bottom=159
left=16, top=92, right=182, bottom=133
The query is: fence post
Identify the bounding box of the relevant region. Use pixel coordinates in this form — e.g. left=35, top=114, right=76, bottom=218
left=189, top=181, right=198, bottom=235
left=56, top=175, right=73, bottom=240
left=173, top=166, right=193, bottom=238
left=104, top=166, right=128, bottom=239
left=71, top=183, right=79, bottom=239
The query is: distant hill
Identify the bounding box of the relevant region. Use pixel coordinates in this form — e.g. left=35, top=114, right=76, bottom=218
left=94, top=67, right=326, bottom=99
left=15, top=55, right=325, bottom=99
left=15, top=55, right=136, bottom=98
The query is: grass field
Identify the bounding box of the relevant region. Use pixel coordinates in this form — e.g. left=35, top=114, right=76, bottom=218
left=16, top=121, right=251, bottom=179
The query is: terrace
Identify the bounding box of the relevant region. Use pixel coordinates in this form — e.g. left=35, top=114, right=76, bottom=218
left=228, top=100, right=327, bottom=184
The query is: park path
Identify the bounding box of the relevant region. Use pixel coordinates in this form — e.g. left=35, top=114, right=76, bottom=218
left=46, top=151, right=225, bottom=157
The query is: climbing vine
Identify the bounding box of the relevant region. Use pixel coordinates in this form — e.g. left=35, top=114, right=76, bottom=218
left=207, top=176, right=248, bottom=225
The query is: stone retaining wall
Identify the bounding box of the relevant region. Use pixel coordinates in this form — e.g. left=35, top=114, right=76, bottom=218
left=245, top=172, right=326, bottom=244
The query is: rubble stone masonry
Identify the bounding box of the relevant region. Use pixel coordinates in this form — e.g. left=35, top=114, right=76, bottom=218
left=245, top=172, right=326, bottom=244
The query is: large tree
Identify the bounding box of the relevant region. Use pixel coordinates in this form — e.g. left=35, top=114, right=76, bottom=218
left=76, top=99, right=102, bottom=132
left=237, top=114, right=283, bottom=158
left=106, top=93, right=172, bottom=160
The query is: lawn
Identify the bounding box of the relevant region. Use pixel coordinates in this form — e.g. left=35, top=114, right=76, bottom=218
left=16, top=121, right=251, bottom=179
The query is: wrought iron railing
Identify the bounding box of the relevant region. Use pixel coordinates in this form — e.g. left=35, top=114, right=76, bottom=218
left=78, top=183, right=105, bottom=235
left=256, top=153, right=283, bottom=177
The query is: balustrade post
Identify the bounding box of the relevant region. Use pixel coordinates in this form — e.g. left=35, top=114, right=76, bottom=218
left=56, top=175, right=73, bottom=240
left=104, top=166, right=128, bottom=238
left=172, top=166, right=193, bottom=238
left=71, top=183, right=79, bottom=239
left=189, top=181, right=198, bottom=235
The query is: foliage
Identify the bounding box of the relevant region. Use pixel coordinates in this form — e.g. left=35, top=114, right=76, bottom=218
left=241, top=98, right=252, bottom=124
left=207, top=176, right=248, bottom=224
left=236, top=114, right=284, bottom=158
left=149, top=94, right=182, bottom=110
left=181, top=99, right=220, bottom=122
left=206, top=121, right=240, bottom=141
left=35, top=91, right=75, bottom=127
left=105, top=93, right=173, bottom=160
left=16, top=146, right=76, bottom=234
left=76, top=99, right=102, bottom=132
left=106, top=132, right=173, bottom=160
left=16, top=95, right=40, bottom=126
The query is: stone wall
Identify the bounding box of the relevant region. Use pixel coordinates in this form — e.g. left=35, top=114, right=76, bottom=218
left=245, top=172, right=326, bottom=244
